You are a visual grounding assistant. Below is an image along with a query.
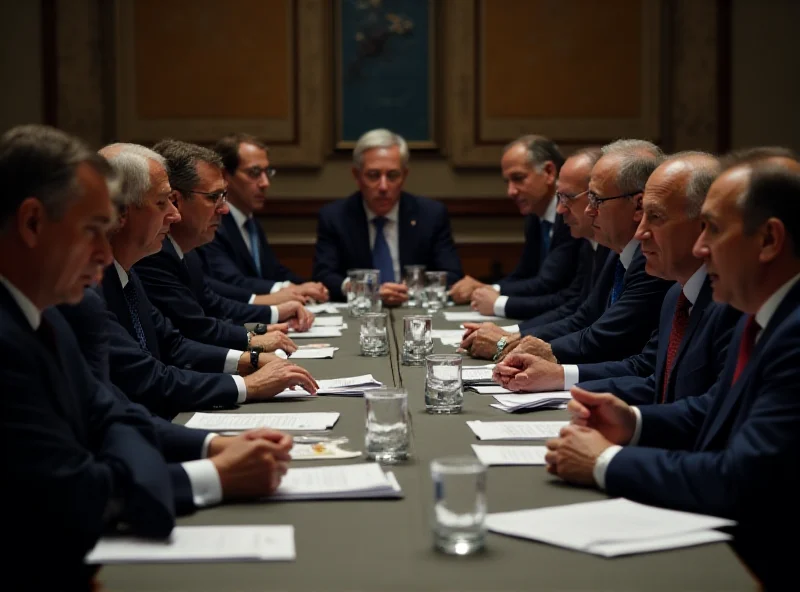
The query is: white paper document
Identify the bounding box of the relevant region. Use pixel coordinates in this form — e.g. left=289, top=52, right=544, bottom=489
left=443, top=311, right=504, bottom=322
left=276, top=374, right=384, bottom=398
left=312, top=316, right=344, bottom=327
left=306, top=303, right=348, bottom=314
left=289, top=347, right=338, bottom=360
left=290, top=443, right=362, bottom=460
left=486, top=498, right=735, bottom=557
left=462, top=365, right=496, bottom=384
left=468, top=385, right=514, bottom=395
left=289, top=327, right=342, bottom=338
left=85, top=526, right=296, bottom=564
left=471, top=445, right=548, bottom=465
left=184, top=412, right=340, bottom=431
left=431, top=329, right=464, bottom=346
left=466, top=420, right=568, bottom=440
left=491, top=392, right=572, bottom=413
left=272, top=463, right=402, bottom=500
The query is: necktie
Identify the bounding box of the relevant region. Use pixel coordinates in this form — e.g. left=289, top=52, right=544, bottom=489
left=123, top=281, right=150, bottom=353
left=732, top=315, right=760, bottom=384
left=661, top=291, right=692, bottom=403
left=372, top=216, right=394, bottom=283
left=609, top=260, right=625, bottom=305
left=244, top=218, right=262, bottom=277
left=540, top=220, right=552, bottom=265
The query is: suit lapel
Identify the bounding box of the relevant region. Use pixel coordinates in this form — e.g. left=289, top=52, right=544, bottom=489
left=40, top=308, right=84, bottom=431
left=102, top=266, right=136, bottom=338
left=348, top=193, right=372, bottom=267
left=129, top=270, right=160, bottom=357
left=397, top=193, right=417, bottom=270
left=222, top=213, right=259, bottom=276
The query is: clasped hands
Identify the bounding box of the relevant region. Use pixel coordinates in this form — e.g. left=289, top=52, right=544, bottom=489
left=459, top=323, right=556, bottom=363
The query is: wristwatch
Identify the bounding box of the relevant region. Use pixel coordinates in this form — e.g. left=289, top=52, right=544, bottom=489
left=493, top=336, right=509, bottom=362
left=250, top=349, right=261, bottom=371
left=253, top=323, right=268, bottom=335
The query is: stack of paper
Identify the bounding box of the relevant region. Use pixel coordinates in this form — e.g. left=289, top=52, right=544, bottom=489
left=443, top=311, right=504, bottom=322
left=184, top=412, right=340, bottom=431
left=431, top=329, right=464, bottom=346
left=312, top=316, right=346, bottom=328
left=272, top=463, right=402, bottom=500
left=486, top=499, right=735, bottom=557
left=462, top=364, right=496, bottom=386
left=466, top=420, right=568, bottom=440
left=289, top=346, right=338, bottom=360
left=466, top=385, right=514, bottom=395
left=276, top=374, right=385, bottom=398
left=85, top=526, right=296, bottom=564
left=471, top=444, right=547, bottom=465
left=307, top=303, right=345, bottom=314
left=491, top=392, right=572, bottom=413
left=289, top=326, right=343, bottom=338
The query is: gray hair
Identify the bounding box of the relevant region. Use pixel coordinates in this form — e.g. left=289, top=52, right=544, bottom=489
left=503, top=135, right=565, bottom=173
left=720, top=146, right=798, bottom=171
left=0, top=124, right=116, bottom=233
left=353, top=128, right=409, bottom=168
left=601, top=139, right=664, bottom=159
left=602, top=139, right=664, bottom=195
left=99, top=143, right=166, bottom=209
left=152, top=138, right=223, bottom=194
left=662, top=151, right=720, bottom=218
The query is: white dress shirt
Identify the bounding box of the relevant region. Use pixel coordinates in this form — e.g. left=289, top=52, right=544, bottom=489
left=593, top=270, right=800, bottom=489
left=340, top=200, right=402, bottom=294
left=227, top=202, right=290, bottom=299
left=493, top=195, right=559, bottom=314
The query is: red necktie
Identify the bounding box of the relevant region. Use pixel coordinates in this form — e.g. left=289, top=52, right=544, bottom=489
left=661, top=291, right=691, bottom=403
left=732, top=315, right=760, bottom=384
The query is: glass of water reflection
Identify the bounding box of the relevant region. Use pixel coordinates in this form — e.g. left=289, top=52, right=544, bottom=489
left=425, top=354, right=463, bottom=414
left=403, top=265, right=426, bottom=307
left=424, top=271, right=448, bottom=312
left=431, top=456, right=487, bottom=555
left=402, top=315, right=433, bottom=366
left=360, top=312, right=388, bottom=356
left=364, top=388, right=410, bottom=464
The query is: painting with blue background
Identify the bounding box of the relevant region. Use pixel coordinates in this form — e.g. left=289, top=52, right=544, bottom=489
left=339, top=0, right=432, bottom=144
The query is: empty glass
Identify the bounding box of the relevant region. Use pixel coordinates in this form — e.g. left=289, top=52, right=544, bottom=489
left=365, top=388, right=410, bottom=464
left=350, top=269, right=381, bottom=317
left=402, top=315, right=433, bottom=366
left=431, top=456, right=487, bottom=555
left=403, top=264, right=426, bottom=307
left=425, top=354, right=463, bottom=414
left=360, top=312, right=389, bottom=356
left=424, top=271, right=448, bottom=312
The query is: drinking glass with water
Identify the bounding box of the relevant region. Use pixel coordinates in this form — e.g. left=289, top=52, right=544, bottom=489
left=403, top=265, right=426, bottom=307
left=425, top=354, right=463, bottom=414
left=430, top=456, right=487, bottom=555
left=401, top=315, right=433, bottom=365
left=364, top=388, right=410, bottom=464
left=424, top=271, right=448, bottom=312
left=350, top=269, right=381, bottom=317
left=360, top=312, right=388, bottom=356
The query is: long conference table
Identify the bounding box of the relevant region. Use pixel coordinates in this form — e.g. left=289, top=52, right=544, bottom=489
left=103, top=306, right=755, bottom=591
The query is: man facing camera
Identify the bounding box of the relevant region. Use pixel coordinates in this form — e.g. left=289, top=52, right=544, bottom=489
left=312, top=128, right=463, bottom=304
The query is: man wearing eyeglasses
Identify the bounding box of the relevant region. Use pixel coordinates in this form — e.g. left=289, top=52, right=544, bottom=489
left=312, top=128, right=463, bottom=304
left=198, top=133, right=329, bottom=305
left=135, top=140, right=314, bottom=351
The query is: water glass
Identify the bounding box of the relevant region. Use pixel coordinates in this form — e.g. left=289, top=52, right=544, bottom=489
left=365, top=388, right=410, bottom=463
left=425, top=354, right=463, bottom=414
left=346, top=268, right=369, bottom=315
left=360, top=312, right=389, bottom=356
left=424, top=271, right=448, bottom=312
left=404, top=264, right=426, bottom=307
left=401, top=315, right=433, bottom=366
left=350, top=269, right=381, bottom=317
left=431, top=456, right=487, bottom=555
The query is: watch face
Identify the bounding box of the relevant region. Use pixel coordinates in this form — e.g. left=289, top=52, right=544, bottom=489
left=255, top=323, right=267, bottom=335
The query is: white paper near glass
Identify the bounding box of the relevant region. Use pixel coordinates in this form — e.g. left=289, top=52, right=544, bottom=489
left=290, top=443, right=361, bottom=460
left=432, top=329, right=464, bottom=346
left=491, top=392, right=572, bottom=413
left=312, top=316, right=344, bottom=327
left=289, top=347, right=338, bottom=360
left=272, top=463, right=402, bottom=500
left=289, top=327, right=343, bottom=339
left=466, top=420, right=568, bottom=440
left=184, top=412, right=340, bottom=431
left=277, top=374, right=384, bottom=398
left=471, top=445, right=547, bottom=466
left=443, top=311, right=505, bottom=322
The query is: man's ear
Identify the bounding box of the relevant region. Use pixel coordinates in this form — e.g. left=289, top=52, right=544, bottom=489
left=17, top=197, right=45, bottom=248
left=542, top=161, right=557, bottom=184
left=632, top=192, right=644, bottom=223
left=759, top=217, right=786, bottom=264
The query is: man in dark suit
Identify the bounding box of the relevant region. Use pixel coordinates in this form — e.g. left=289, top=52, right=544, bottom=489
left=198, top=133, right=328, bottom=304
left=135, top=140, right=314, bottom=350
left=544, top=161, right=800, bottom=587
left=464, top=140, right=673, bottom=365
left=494, top=153, right=741, bottom=405
left=312, top=128, right=463, bottom=304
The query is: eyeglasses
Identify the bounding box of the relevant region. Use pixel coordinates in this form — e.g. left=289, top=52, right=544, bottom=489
left=587, top=190, right=641, bottom=209
left=242, top=166, right=276, bottom=180
left=555, top=189, right=589, bottom=206
left=187, top=189, right=228, bottom=207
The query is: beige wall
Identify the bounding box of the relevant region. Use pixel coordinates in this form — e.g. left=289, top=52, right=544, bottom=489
left=0, top=0, right=42, bottom=132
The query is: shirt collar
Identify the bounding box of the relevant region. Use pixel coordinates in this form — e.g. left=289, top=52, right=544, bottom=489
left=227, top=201, right=250, bottom=228
left=755, top=271, right=800, bottom=331
left=619, top=239, right=639, bottom=270
left=589, top=239, right=598, bottom=251
left=542, top=195, right=557, bottom=225
left=167, top=234, right=185, bottom=260
left=363, top=199, right=400, bottom=224
left=0, top=275, right=41, bottom=330
left=113, top=260, right=129, bottom=289
left=682, top=264, right=707, bottom=306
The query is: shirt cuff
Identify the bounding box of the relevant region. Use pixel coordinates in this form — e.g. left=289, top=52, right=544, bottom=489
left=562, top=365, right=580, bottom=390
left=593, top=445, right=623, bottom=490
left=182, top=459, right=223, bottom=508
left=491, top=284, right=501, bottom=293
left=501, top=324, right=520, bottom=333
left=270, top=281, right=290, bottom=294
left=630, top=406, right=643, bottom=446
left=201, top=433, right=218, bottom=458
left=270, top=305, right=279, bottom=324
left=248, top=294, right=256, bottom=304
left=224, top=349, right=243, bottom=374
left=493, top=295, right=509, bottom=317
left=232, top=375, right=247, bottom=404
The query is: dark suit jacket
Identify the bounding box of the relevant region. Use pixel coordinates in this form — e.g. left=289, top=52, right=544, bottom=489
left=577, top=278, right=741, bottom=405
left=312, top=191, right=464, bottom=301
left=605, top=280, right=800, bottom=587
left=498, top=214, right=581, bottom=297
left=92, top=269, right=240, bottom=418
left=135, top=237, right=272, bottom=349
left=0, top=286, right=175, bottom=586
left=199, top=212, right=305, bottom=296
left=525, top=245, right=674, bottom=364
left=206, top=274, right=257, bottom=303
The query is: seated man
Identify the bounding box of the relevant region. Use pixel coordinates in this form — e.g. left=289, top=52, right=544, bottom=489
left=199, top=133, right=328, bottom=304
left=312, top=128, right=463, bottom=304
left=544, top=161, right=800, bottom=587
left=135, top=139, right=314, bottom=351
left=494, top=152, right=741, bottom=405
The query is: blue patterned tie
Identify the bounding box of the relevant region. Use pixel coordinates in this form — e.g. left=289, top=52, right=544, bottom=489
left=123, top=281, right=150, bottom=353
left=372, top=217, right=394, bottom=283
left=609, top=260, right=626, bottom=305
left=540, top=220, right=552, bottom=265
left=244, top=217, right=263, bottom=277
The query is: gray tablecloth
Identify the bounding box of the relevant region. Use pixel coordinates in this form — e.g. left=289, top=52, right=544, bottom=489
left=102, top=306, right=754, bottom=591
